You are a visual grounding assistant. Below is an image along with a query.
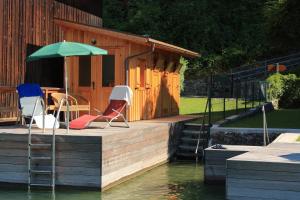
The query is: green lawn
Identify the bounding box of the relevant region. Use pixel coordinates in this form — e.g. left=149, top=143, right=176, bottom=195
left=180, top=97, right=262, bottom=123
left=223, top=109, right=300, bottom=129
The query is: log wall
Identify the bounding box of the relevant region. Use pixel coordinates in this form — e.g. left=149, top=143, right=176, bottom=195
left=0, top=0, right=102, bottom=119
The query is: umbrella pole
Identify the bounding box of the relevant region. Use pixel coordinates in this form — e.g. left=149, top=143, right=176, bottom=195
left=64, top=57, right=70, bottom=133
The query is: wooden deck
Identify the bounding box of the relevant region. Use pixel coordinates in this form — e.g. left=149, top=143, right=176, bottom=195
left=0, top=115, right=197, bottom=190
left=226, top=133, right=300, bottom=200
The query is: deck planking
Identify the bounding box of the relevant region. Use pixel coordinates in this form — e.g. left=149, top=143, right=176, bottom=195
left=227, top=133, right=300, bottom=200
left=204, top=145, right=263, bottom=183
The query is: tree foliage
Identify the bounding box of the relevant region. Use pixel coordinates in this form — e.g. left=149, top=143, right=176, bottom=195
left=103, top=0, right=300, bottom=79
left=267, top=73, right=300, bottom=108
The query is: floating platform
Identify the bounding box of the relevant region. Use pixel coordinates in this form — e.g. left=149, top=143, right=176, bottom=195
left=227, top=134, right=300, bottom=200
left=204, top=145, right=263, bottom=183
left=0, top=115, right=196, bottom=190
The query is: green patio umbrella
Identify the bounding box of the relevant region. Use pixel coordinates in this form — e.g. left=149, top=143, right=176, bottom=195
left=27, top=41, right=108, bottom=132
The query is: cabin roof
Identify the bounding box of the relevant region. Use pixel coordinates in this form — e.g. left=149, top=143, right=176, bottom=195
left=54, top=19, right=200, bottom=58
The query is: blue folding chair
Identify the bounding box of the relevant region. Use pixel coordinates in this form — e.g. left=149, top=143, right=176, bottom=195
left=17, top=84, right=59, bottom=129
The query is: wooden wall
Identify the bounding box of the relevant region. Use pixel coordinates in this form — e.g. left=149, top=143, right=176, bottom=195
left=58, top=24, right=181, bottom=122
left=127, top=43, right=181, bottom=121
left=0, top=0, right=181, bottom=121
left=0, top=0, right=102, bottom=119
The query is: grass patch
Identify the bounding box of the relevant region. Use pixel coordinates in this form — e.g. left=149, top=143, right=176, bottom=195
left=180, top=97, right=262, bottom=123
left=223, top=109, right=300, bottom=129
left=297, top=136, right=300, bottom=142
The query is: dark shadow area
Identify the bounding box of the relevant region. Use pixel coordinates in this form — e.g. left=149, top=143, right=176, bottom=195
left=280, top=153, right=300, bottom=161
left=25, top=44, right=64, bottom=88
left=56, top=0, right=103, bottom=17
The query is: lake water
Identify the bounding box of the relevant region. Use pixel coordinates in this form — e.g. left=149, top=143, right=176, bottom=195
left=0, top=162, right=225, bottom=200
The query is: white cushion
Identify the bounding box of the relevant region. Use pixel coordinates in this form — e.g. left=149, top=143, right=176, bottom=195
left=109, top=85, right=133, bottom=106
left=33, top=114, right=59, bottom=129
left=20, top=97, right=44, bottom=117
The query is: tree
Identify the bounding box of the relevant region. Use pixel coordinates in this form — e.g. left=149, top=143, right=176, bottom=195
left=102, top=0, right=300, bottom=79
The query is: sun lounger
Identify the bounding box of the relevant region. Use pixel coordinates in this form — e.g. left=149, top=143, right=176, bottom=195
left=69, top=85, right=132, bottom=129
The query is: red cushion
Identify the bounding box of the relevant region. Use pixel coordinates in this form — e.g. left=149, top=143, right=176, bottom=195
left=102, top=100, right=126, bottom=119
left=69, top=114, right=99, bottom=129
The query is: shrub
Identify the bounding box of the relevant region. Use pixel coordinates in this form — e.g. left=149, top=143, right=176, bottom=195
left=179, top=57, right=189, bottom=92
left=266, top=73, right=285, bottom=101
left=267, top=73, right=300, bottom=108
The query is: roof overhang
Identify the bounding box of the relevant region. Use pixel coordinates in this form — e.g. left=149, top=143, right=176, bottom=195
left=54, top=19, right=200, bottom=58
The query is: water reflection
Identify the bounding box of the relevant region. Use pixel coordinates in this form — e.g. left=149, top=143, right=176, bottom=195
left=0, top=162, right=225, bottom=200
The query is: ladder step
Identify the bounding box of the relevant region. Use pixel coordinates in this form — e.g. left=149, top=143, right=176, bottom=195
left=30, top=183, right=52, bottom=187
left=30, top=156, right=51, bottom=160
left=30, top=143, right=51, bottom=148
left=30, top=170, right=52, bottom=174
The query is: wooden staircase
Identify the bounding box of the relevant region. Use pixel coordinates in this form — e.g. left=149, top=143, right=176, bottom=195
left=176, top=122, right=210, bottom=160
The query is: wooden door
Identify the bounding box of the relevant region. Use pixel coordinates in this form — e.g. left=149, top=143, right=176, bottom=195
left=71, top=48, right=124, bottom=116
left=161, top=72, right=171, bottom=117
left=74, top=55, right=102, bottom=115
left=98, top=48, right=123, bottom=112
left=152, top=70, right=161, bottom=118
left=171, top=74, right=180, bottom=114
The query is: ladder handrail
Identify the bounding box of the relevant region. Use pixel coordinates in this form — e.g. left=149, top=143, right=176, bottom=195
left=51, top=97, right=66, bottom=189
left=195, top=98, right=209, bottom=155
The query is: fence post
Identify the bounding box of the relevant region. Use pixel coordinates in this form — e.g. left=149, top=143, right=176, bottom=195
left=259, top=82, right=261, bottom=106
left=208, top=74, right=212, bottom=126
left=236, top=80, right=239, bottom=114
left=252, top=81, right=255, bottom=108
left=245, top=81, right=247, bottom=112
left=223, top=96, right=226, bottom=119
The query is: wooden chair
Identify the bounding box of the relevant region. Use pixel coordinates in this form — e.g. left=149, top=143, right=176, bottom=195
left=50, top=93, right=90, bottom=120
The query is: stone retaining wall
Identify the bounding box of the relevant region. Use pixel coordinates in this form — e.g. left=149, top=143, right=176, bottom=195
left=210, top=127, right=300, bottom=146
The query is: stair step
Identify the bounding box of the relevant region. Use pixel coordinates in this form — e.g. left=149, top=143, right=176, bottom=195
left=178, top=145, right=198, bottom=151
left=182, top=130, right=209, bottom=137
left=30, top=170, right=52, bottom=174
left=30, top=156, right=51, bottom=160
left=185, top=123, right=209, bottom=127
left=176, top=152, right=199, bottom=158
left=30, top=143, right=51, bottom=148
left=30, top=183, right=52, bottom=187
left=181, top=137, right=207, bottom=142
left=182, top=129, right=209, bottom=135
left=181, top=137, right=199, bottom=142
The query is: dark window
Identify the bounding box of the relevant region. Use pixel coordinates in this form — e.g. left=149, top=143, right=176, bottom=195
left=25, top=44, right=64, bottom=88
left=79, top=56, right=91, bottom=87
left=56, top=0, right=103, bottom=17
left=102, top=55, right=115, bottom=87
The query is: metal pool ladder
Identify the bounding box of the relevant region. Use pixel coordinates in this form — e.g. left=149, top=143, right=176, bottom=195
left=27, top=97, right=62, bottom=190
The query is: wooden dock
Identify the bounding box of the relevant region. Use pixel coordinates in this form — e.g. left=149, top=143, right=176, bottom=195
left=0, top=115, right=196, bottom=190
left=204, top=145, right=263, bottom=183
left=227, top=135, right=300, bottom=200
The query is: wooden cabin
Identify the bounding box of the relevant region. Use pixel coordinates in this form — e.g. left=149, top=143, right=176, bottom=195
left=0, top=0, right=199, bottom=122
